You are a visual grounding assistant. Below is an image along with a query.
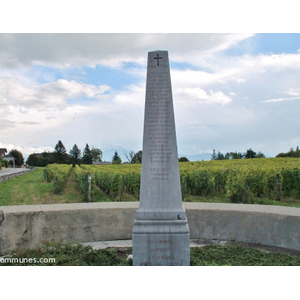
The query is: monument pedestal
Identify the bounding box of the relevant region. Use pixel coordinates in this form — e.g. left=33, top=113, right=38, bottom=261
left=133, top=219, right=190, bottom=266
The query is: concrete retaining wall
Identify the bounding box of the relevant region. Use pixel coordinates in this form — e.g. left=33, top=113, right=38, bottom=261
left=0, top=202, right=300, bottom=255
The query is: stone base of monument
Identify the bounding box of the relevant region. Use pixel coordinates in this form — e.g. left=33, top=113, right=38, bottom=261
left=132, top=219, right=190, bottom=266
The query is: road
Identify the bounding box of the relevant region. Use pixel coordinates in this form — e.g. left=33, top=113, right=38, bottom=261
left=0, top=168, right=31, bottom=180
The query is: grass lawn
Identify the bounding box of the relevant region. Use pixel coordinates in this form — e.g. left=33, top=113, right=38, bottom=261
left=0, top=167, right=120, bottom=206
left=0, top=167, right=84, bottom=206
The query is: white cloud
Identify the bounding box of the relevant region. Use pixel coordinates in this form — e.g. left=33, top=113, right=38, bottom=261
left=182, top=52, right=300, bottom=86
left=263, top=96, right=300, bottom=103
left=1, top=33, right=300, bottom=159
left=178, top=87, right=232, bottom=105
left=263, top=88, right=300, bottom=103
left=113, top=84, right=145, bottom=106
left=0, top=33, right=254, bottom=69
left=284, top=88, right=300, bottom=96
left=0, top=78, right=110, bottom=109
left=172, top=70, right=225, bottom=87
left=0, top=80, right=146, bottom=157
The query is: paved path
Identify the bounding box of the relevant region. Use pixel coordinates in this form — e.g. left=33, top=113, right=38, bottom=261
left=0, top=168, right=36, bottom=183
left=82, top=239, right=226, bottom=250
left=82, top=239, right=300, bottom=256
left=0, top=168, right=28, bottom=177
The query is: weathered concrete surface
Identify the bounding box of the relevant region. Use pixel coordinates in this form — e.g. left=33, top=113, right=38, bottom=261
left=1, top=202, right=300, bottom=255
left=185, top=203, right=300, bottom=251
left=0, top=168, right=37, bottom=183
left=0, top=202, right=138, bottom=255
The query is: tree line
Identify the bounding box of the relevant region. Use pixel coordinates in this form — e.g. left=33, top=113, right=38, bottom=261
left=26, top=140, right=143, bottom=167
left=3, top=143, right=300, bottom=168
left=211, top=148, right=265, bottom=160
left=276, top=146, right=300, bottom=158
left=26, top=140, right=103, bottom=167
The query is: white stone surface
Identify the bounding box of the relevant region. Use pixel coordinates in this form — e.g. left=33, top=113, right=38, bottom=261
left=135, top=50, right=185, bottom=220
left=132, top=50, right=190, bottom=266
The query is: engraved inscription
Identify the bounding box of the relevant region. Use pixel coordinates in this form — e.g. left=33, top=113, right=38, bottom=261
left=139, top=239, right=183, bottom=266
left=146, top=58, right=174, bottom=181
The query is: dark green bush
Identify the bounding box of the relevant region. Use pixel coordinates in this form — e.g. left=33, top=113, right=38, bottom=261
left=1, top=240, right=132, bottom=266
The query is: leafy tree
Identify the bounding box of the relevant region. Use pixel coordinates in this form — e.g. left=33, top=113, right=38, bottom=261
left=0, top=158, right=8, bottom=168
left=211, top=149, right=217, bottom=160
left=179, top=157, right=189, bottom=162
left=124, top=150, right=142, bottom=164
left=112, top=151, right=122, bottom=164
left=243, top=148, right=265, bottom=159
left=224, top=151, right=243, bottom=160
left=54, top=140, right=68, bottom=164
left=214, top=149, right=265, bottom=160
left=212, top=149, right=224, bottom=160
left=131, top=150, right=142, bottom=164
left=124, top=150, right=135, bottom=163
left=233, top=152, right=243, bottom=159
left=91, top=147, right=103, bottom=163
left=216, top=151, right=224, bottom=160
left=37, top=156, right=51, bottom=167
left=256, top=151, right=265, bottom=158
left=82, top=144, right=93, bottom=164
left=69, top=144, right=81, bottom=167
left=244, top=148, right=257, bottom=159
left=9, top=149, right=24, bottom=166
left=26, top=154, right=38, bottom=166
left=26, top=152, right=54, bottom=167
left=276, top=146, right=300, bottom=158
left=42, top=152, right=55, bottom=165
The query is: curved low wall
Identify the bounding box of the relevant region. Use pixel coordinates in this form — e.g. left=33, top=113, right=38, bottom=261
left=0, top=202, right=300, bottom=255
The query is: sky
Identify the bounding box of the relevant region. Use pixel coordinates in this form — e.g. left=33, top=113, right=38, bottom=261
left=1, top=2, right=300, bottom=162
left=1, top=32, right=300, bottom=162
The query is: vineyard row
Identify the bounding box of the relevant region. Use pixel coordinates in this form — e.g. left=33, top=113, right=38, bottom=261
left=44, top=158, right=300, bottom=203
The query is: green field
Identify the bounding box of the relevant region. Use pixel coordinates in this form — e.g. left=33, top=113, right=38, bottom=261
left=1, top=158, right=300, bottom=207
left=0, top=167, right=85, bottom=206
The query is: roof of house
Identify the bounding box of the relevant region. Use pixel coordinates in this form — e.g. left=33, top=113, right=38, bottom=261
left=0, top=148, right=7, bottom=155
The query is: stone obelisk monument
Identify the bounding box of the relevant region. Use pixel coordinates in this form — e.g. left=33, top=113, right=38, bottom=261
left=132, top=50, right=190, bottom=266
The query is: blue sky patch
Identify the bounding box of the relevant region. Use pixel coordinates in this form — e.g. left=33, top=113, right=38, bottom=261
left=222, top=33, right=300, bottom=57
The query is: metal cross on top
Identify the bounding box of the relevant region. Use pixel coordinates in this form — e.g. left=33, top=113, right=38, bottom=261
left=154, top=53, right=162, bottom=66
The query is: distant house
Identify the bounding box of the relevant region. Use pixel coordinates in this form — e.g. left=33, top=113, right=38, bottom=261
left=0, top=148, right=7, bottom=157
left=2, top=154, right=17, bottom=168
